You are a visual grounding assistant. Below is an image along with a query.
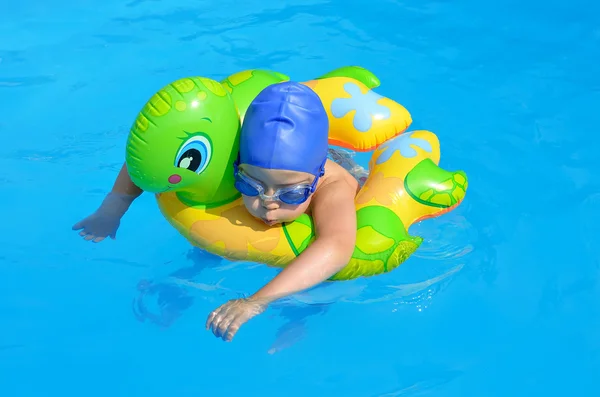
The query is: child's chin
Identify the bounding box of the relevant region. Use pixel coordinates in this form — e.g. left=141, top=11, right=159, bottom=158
left=256, top=214, right=300, bottom=226
left=258, top=217, right=279, bottom=226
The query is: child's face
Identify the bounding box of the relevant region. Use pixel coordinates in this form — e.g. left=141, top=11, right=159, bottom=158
left=238, top=164, right=315, bottom=226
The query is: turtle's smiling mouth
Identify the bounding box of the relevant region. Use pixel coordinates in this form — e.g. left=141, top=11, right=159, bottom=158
left=158, top=174, right=184, bottom=193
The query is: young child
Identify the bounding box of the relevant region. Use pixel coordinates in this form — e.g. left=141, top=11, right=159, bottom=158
left=73, top=82, right=362, bottom=342
left=205, top=82, right=360, bottom=341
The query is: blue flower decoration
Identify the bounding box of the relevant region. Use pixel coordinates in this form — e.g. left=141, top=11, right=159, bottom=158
left=376, top=131, right=432, bottom=164
left=331, top=82, right=390, bottom=132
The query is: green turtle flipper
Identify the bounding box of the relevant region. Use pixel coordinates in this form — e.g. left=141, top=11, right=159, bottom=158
left=269, top=71, right=291, bottom=81
left=220, top=69, right=290, bottom=119
left=315, top=66, right=381, bottom=89
left=404, top=158, right=468, bottom=210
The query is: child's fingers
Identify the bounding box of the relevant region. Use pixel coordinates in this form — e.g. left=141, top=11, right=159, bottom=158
left=224, top=319, right=241, bottom=342
left=206, top=308, right=221, bottom=330
left=218, top=315, right=237, bottom=341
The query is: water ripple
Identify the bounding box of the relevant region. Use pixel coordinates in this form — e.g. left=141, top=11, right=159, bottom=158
left=579, top=192, right=600, bottom=269
left=0, top=75, right=56, bottom=88
left=410, top=213, right=476, bottom=261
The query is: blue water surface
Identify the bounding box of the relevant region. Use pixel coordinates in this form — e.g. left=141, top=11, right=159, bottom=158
left=1, top=0, right=599, bottom=396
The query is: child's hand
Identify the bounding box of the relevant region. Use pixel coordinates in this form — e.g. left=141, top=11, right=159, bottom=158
left=72, top=192, right=135, bottom=243
left=206, top=297, right=267, bottom=342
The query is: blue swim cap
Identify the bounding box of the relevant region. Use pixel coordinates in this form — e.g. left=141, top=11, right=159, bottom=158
left=239, top=81, right=329, bottom=177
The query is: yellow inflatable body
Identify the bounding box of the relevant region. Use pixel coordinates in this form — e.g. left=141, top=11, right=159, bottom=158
left=125, top=67, right=468, bottom=281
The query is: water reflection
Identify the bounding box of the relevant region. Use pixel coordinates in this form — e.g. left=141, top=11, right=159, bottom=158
left=130, top=172, right=491, bottom=350
left=266, top=303, right=329, bottom=355
left=132, top=248, right=470, bottom=352
left=128, top=162, right=504, bottom=354
left=262, top=264, right=465, bottom=354
left=372, top=365, right=463, bottom=397
left=410, top=213, right=475, bottom=261
left=132, top=249, right=230, bottom=328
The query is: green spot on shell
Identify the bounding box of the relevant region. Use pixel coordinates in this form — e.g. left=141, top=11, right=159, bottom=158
left=175, top=100, right=186, bottom=112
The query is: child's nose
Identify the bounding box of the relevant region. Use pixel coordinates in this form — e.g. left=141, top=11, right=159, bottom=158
left=261, top=198, right=279, bottom=210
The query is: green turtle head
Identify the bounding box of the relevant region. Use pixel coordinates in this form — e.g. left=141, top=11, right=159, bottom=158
left=125, top=76, right=241, bottom=206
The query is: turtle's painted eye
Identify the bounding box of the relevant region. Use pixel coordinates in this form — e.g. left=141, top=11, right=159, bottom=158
left=175, top=135, right=211, bottom=174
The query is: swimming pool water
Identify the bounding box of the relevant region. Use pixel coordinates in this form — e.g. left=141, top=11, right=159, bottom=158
left=1, top=0, right=599, bottom=396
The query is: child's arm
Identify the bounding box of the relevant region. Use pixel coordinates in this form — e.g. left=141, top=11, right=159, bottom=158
left=205, top=177, right=357, bottom=341
left=72, top=162, right=143, bottom=242
left=111, top=162, right=144, bottom=197
left=251, top=178, right=357, bottom=302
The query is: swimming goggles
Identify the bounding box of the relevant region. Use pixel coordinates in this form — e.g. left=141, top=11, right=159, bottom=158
left=233, top=157, right=324, bottom=205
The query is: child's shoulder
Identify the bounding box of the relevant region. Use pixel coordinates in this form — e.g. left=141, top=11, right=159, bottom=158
left=307, top=159, right=360, bottom=216
left=317, top=159, right=360, bottom=195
